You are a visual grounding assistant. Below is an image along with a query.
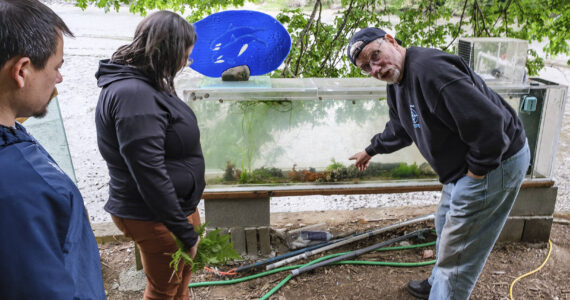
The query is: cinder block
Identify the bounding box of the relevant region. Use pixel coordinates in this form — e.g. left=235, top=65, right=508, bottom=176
left=204, top=197, right=270, bottom=228
left=245, top=227, right=258, bottom=256
left=497, top=218, right=524, bottom=242
left=258, top=226, right=271, bottom=255
left=230, top=227, right=246, bottom=255
left=511, top=187, right=557, bottom=216
left=92, top=221, right=129, bottom=244
left=522, top=217, right=553, bottom=242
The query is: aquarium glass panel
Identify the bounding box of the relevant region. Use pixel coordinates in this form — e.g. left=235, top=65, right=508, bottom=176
left=22, top=97, right=77, bottom=182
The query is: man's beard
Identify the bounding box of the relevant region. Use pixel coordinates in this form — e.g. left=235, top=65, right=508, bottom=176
left=381, top=67, right=401, bottom=84
left=32, top=88, right=57, bottom=118
left=31, top=103, right=49, bottom=118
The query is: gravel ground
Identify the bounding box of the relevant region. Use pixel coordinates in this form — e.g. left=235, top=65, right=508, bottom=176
left=46, top=3, right=570, bottom=223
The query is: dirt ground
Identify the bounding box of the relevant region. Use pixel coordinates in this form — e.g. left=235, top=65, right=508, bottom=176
left=100, top=206, right=570, bottom=300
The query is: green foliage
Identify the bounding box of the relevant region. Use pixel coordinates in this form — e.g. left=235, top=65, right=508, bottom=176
left=169, top=235, right=193, bottom=274
left=390, top=162, right=421, bottom=178
left=169, top=223, right=241, bottom=274
left=238, top=166, right=284, bottom=184
left=274, top=0, right=392, bottom=78
left=194, top=226, right=242, bottom=272
left=326, top=158, right=345, bottom=170
left=274, top=0, right=569, bottom=77
left=75, top=0, right=569, bottom=76
left=238, top=168, right=251, bottom=184
left=73, top=0, right=246, bottom=22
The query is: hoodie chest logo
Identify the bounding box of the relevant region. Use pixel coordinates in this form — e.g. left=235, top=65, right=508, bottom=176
left=410, top=105, right=421, bottom=129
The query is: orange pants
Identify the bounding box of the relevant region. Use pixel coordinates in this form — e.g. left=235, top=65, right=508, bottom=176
left=112, top=211, right=200, bottom=300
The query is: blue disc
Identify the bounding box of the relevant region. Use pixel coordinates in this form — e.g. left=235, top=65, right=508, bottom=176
left=190, top=10, right=291, bottom=77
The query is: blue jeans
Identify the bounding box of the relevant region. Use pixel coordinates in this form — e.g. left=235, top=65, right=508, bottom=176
left=428, top=142, right=530, bottom=300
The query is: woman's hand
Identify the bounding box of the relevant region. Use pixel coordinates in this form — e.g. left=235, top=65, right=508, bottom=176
left=187, top=236, right=200, bottom=259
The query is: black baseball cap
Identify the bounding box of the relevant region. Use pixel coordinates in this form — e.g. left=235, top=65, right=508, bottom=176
left=346, top=28, right=402, bottom=66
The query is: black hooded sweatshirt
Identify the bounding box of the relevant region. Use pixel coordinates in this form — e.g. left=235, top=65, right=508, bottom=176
left=95, top=59, right=205, bottom=248
left=365, top=47, right=526, bottom=184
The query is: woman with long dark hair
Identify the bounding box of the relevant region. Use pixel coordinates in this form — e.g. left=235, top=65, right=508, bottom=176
left=95, top=11, right=204, bottom=299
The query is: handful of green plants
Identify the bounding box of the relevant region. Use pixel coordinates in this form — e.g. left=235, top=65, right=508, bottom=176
left=169, top=223, right=242, bottom=275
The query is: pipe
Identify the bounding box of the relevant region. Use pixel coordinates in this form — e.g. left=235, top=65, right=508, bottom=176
left=266, top=213, right=434, bottom=270
left=234, top=240, right=334, bottom=273
left=237, top=227, right=364, bottom=272
left=291, top=228, right=431, bottom=277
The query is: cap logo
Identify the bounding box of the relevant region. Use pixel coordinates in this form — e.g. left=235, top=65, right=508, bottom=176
left=348, top=40, right=364, bottom=61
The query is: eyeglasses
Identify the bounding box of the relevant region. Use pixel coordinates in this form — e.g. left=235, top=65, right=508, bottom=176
left=186, top=57, right=194, bottom=68
left=359, top=49, right=382, bottom=76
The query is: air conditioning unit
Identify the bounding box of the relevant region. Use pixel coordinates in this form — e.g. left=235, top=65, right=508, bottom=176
left=457, top=37, right=528, bottom=84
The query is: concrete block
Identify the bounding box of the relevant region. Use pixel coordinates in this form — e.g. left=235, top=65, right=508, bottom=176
left=245, top=227, right=258, bottom=256
left=510, top=187, right=557, bottom=216
left=522, top=217, right=553, bottom=242
left=92, top=221, right=129, bottom=244
left=204, top=197, right=270, bottom=228
left=230, top=227, right=246, bottom=255
left=258, top=226, right=271, bottom=255
left=497, top=218, right=524, bottom=242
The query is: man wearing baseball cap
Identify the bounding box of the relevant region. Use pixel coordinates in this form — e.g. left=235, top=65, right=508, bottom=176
left=347, top=28, right=530, bottom=299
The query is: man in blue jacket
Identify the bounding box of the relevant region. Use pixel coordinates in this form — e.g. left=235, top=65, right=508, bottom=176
left=347, top=28, right=530, bottom=299
left=0, top=1, right=105, bottom=299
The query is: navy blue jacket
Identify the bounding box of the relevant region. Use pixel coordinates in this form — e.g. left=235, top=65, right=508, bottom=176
left=95, top=60, right=205, bottom=249
left=366, top=47, right=526, bottom=184
left=0, top=123, right=105, bottom=299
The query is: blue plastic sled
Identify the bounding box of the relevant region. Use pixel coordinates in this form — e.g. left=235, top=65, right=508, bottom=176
left=189, top=10, right=291, bottom=78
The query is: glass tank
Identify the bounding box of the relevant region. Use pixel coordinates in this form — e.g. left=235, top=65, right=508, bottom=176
left=21, top=97, right=77, bottom=182
left=457, top=37, right=528, bottom=84
left=177, top=77, right=567, bottom=187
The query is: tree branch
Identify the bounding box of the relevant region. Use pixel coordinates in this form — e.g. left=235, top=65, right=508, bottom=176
left=305, top=1, right=323, bottom=73
left=443, top=0, right=469, bottom=51
left=317, top=0, right=356, bottom=73
left=474, top=0, right=491, bottom=36
left=281, top=0, right=321, bottom=77
left=492, top=0, right=513, bottom=29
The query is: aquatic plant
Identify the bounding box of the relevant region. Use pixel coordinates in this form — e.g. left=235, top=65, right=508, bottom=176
left=326, top=158, right=345, bottom=171
left=391, top=163, right=421, bottom=178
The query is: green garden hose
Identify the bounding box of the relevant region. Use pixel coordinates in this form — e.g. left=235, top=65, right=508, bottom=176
left=188, top=241, right=436, bottom=300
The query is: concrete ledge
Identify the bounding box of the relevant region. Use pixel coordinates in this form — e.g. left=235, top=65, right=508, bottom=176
left=93, top=183, right=558, bottom=247
left=204, top=197, right=270, bottom=228
left=510, top=186, right=557, bottom=216
left=92, top=221, right=129, bottom=244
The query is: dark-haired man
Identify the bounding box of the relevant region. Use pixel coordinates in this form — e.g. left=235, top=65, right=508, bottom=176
left=0, top=1, right=105, bottom=298
left=347, top=28, right=530, bottom=299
